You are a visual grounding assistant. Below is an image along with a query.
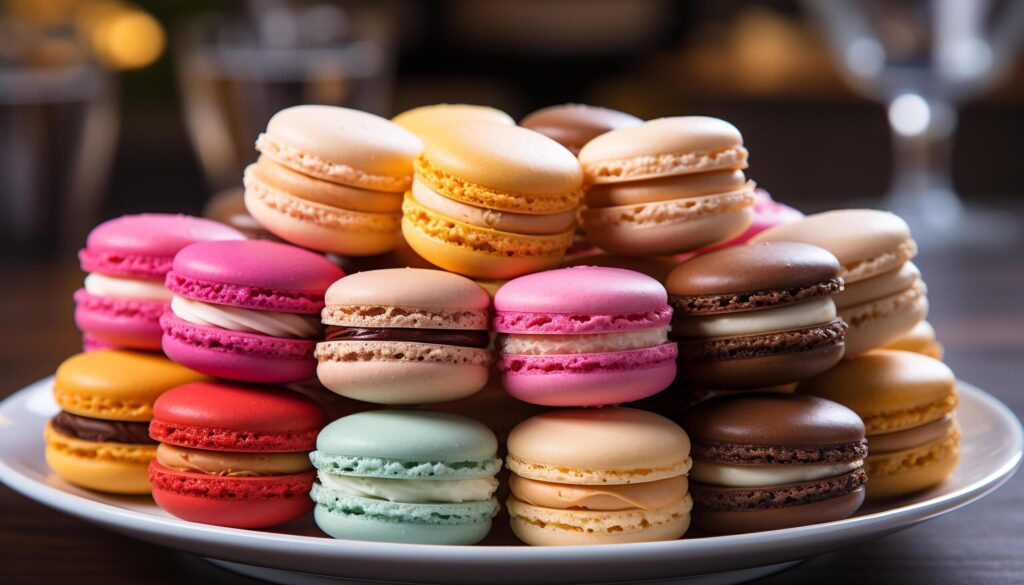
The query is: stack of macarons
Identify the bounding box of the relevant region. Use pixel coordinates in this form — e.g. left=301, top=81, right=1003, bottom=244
left=494, top=266, right=677, bottom=407
left=753, top=209, right=928, bottom=357
left=75, top=214, right=244, bottom=351
left=160, top=240, right=343, bottom=383
left=45, top=350, right=206, bottom=494
left=506, top=408, right=693, bottom=545
left=401, top=123, right=583, bottom=280
left=316, top=268, right=493, bottom=404
left=245, top=105, right=422, bottom=256
left=148, top=382, right=325, bottom=528
left=578, top=116, right=756, bottom=256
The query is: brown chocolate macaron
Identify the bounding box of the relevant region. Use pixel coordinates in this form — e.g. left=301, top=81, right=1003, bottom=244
left=666, top=241, right=847, bottom=389
left=520, top=103, right=642, bottom=155
left=682, top=393, right=867, bottom=535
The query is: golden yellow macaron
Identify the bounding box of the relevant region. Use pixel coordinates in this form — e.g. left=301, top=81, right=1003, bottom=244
left=402, top=123, right=583, bottom=280
left=46, top=350, right=206, bottom=494
left=797, top=349, right=960, bottom=499
left=883, top=320, right=944, bottom=360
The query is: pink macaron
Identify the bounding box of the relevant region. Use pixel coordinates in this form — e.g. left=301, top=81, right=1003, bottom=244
left=75, top=214, right=245, bottom=352
left=159, top=240, right=343, bottom=383
left=680, top=189, right=804, bottom=260
left=494, top=266, right=677, bottom=407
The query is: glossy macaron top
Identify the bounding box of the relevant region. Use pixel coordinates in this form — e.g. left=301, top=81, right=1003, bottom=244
left=258, top=105, right=423, bottom=192
left=324, top=268, right=490, bottom=312
left=166, top=240, right=344, bottom=313
left=578, top=116, right=746, bottom=184
left=151, top=381, right=325, bottom=450
left=53, top=350, right=207, bottom=421
left=507, top=408, right=691, bottom=482
left=666, top=242, right=841, bottom=297
left=682, top=393, right=866, bottom=447
left=315, top=410, right=498, bottom=464
left=751, top=209, right=915, bottom=282
left=797, top=350, right=955, bottom=420
left=79, top=214, right=245, bottom=278
left=420, top=123, right=582, bottom=197
left=520, top=103, right=642, bottom=152
left=393, top=104, right=514, bottom=138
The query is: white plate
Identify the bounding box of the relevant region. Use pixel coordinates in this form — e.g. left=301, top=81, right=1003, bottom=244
left=0, top=377, right=1020, bottom=585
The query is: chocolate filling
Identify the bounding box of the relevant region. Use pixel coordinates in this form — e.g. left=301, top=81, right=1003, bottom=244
left=51, top=411, right=156, bottom=445
left=323, top=326, right=490, bottom=348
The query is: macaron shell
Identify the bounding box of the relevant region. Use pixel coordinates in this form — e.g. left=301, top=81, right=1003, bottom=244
left=585, top=170, right=748, bottom=208
left=243, top=182, right=401, bottom=256
left=73, top=289, right=165, bottom=350
left=687, top=189, right=804, bottom=254
left=865, top=428, right=961, bottom=499
left=582, top=202, right=753, bottom=257
left=677, top=335, right=846, bottom=390
left=324, top=268, right=490, bottom=313
left=840, top=284, right=928, bottom=357
left=160, top=314, right=317, bottom=384
left=44, top=423, right=154, bottom=494
left=507, top=495, right=691, bottom=545
left=883, top=321, right=944, bottom=359
left=249, top=156, right=403, bottom=214
left=499, top=346, right=677, bottom=407
left=313, top=500, right=494, bottom=545
left=393, top=103, right=514, bottom=140
left=53, top=350, right=207, bottom=422
left=692, top=488, right=865, bottom=535
left=494, top=265, right=668, bottom=317
left=149, top=462, right=314, bottom=528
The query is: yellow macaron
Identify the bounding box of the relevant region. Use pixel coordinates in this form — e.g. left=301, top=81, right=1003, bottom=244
left=45, top=350, right=207, bottom=494
left=402, top=123, right=582, bottom=280
left=797, top=349, right=960, bottom=499
left=393, top=103, right=514, bottom=141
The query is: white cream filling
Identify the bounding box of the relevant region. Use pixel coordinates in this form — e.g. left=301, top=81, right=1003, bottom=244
left=318, top=472, right=499, bottom=503
left=84, top=273, right=172, bottom=302
left=497, top=326, right=670, bottom=355
left=690, top=460, right=862, bottom=487
left=170, top=296, right=320, bottom=339
left=674, top=297, right=837, bottom=338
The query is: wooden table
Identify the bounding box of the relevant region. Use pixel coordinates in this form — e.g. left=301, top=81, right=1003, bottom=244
left=3, top=214, right=1022, bottom=584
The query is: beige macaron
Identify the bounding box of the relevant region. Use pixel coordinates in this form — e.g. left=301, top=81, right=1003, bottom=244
left=393, top=103, right=514, bottom=141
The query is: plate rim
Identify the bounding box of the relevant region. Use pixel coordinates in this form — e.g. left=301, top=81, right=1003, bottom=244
left=0, top=376, right=1020, bottom=571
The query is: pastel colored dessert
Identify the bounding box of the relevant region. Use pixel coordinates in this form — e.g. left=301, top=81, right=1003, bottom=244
left=683, top=188, right=804, bottom=257
left=506, top=408, right=692, bottom=545
left=798, top=350, right=960, bottom=499
left=149, top=382, right=324, bottom=528
left=682, top=393, right=867, bottom=534
left=520, top=103, right=642, bottom=155
left=202, top=186, right=280, bottom=241
left=75, top=214, right=244, bottom=351
left=578, top=117, right=755, bottom=256
left=310, top=410, right=501, bottom=544
left=401, top=123, right=583, bottom=279
left=393, top=103, right=514, bottom=140
left=494, top=266, right=677, bottom=406
left=752, top=209, right=927, bottom=357
left=44, top=350, right=206, bottom=494
left=160, top=240, right=343, bottom=383
left=666, top=242, right=847, bottom=389
left=245, top=105, right=422, bottom=256
left=316, top=268, right=493, bottom=404
left=883, top=320, right=944, bottom=360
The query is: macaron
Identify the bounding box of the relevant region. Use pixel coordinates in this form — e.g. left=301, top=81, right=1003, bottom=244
left=44, top=350, right=207, bottom=494
left=75, top=214, right=244, bottom=351
left=149, top=382, right=325, bottom=528
left=882, top=320, right=944, bottom=359
left=316, top=268, right=493, bottom=404
left=494, top=266, right=677, bottom=406
left=160, top=240, right=343, bottom=383
left=578, top=116, right=755, bottom=256
left=401, top=123, right=583, bottom=279
left=752, top=209, right=928, bottom=357
left=506, top=408, right=693, bottom=545
left=309, top=410, right=501, bottom=545
left=245, top=105, right=422, bottom=256
left=798, top=350, right=961, bottom=499
left=683, top=188, right=804, bottom=257
left=393, top=103, right=514, bottom=140
left=682, top=393, right=867, bottom=534
left=666, top=242, right=847, bottom=389
left=520, top=103, right=642, bottom=155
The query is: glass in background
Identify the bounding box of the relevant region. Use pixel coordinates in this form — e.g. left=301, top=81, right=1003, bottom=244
left=808, top=0, right=1024, bottom=247
left=176, top=0, right=399, bottom=194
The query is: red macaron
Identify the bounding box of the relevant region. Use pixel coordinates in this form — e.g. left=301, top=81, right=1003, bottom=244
left=148, top=381, right=325, bottom=528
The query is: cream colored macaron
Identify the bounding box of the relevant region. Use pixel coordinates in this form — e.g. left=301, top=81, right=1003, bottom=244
left=393, top=103, right=514, bottom=141
left=505, top=408, right=693, bottom=545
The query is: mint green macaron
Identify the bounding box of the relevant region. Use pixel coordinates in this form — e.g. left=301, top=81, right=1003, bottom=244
left=310, top=410, right=502, bottom=545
